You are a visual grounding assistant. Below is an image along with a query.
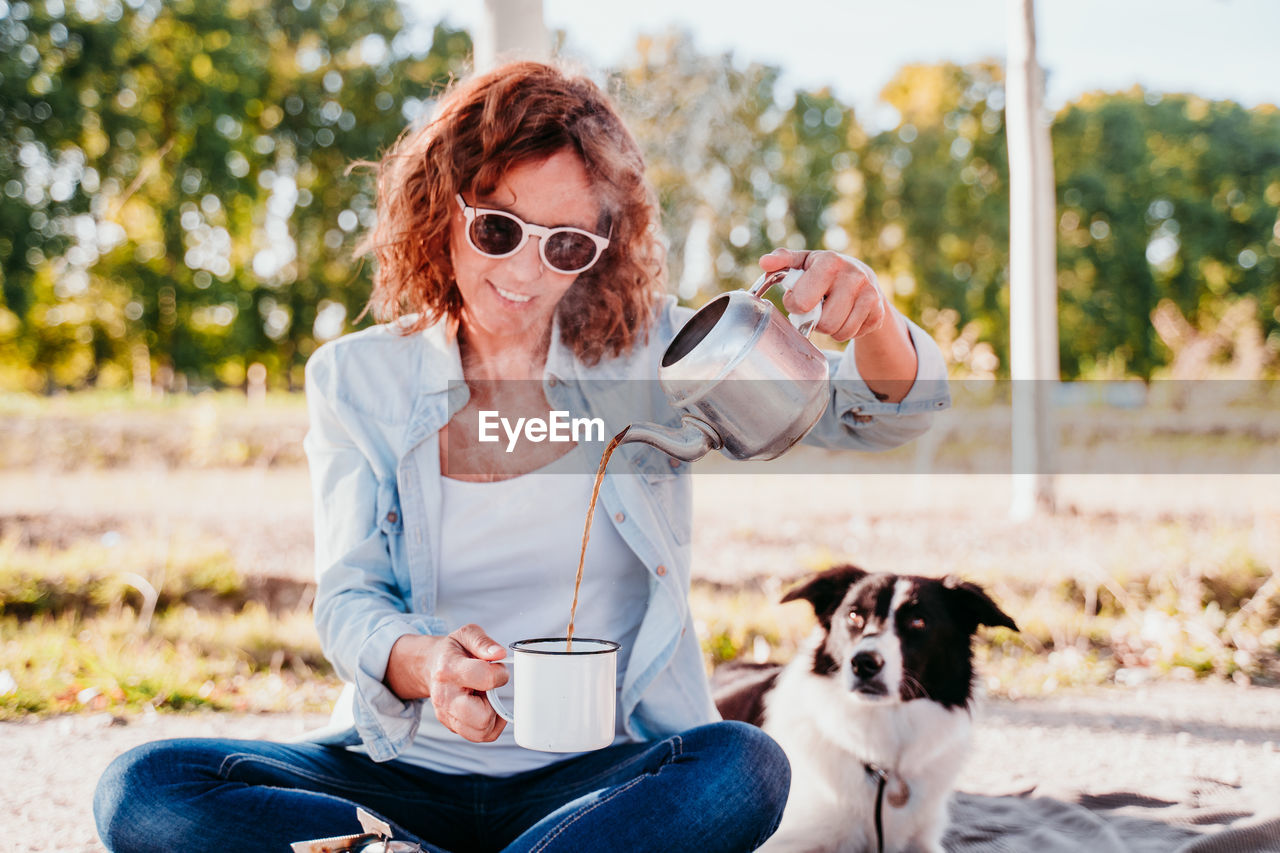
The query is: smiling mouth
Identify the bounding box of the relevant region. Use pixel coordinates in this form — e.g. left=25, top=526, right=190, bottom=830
left=492, top=284, right=533, bottom=304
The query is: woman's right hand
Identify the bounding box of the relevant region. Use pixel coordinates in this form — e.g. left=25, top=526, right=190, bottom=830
left=385, top=624, right=510, bottom=742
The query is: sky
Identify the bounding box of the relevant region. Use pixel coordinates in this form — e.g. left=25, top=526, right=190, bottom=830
left=410, top=0, right=1280, bottom=130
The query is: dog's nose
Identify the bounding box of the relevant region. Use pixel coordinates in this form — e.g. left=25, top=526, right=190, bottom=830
left=852, top=651, right=884, bottom=679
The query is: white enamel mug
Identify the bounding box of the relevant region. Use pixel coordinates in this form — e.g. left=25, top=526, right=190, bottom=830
left=485, top=638, right=619, bottom=752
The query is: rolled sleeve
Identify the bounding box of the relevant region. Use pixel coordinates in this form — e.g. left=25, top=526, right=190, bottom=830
left=305, top=344, right=446, bottom=760
left=805, top=315, right=951, bottom=451
left=351, top=613, right=444, bottom=762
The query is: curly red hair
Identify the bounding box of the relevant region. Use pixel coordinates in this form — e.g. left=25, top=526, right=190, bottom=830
left=356, top=61, right=666, bottom=365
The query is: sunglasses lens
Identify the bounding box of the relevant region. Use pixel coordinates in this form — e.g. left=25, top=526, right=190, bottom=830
left=470, top=212, right=524, bottom=256
left=545, top=231, right=600, bottom=273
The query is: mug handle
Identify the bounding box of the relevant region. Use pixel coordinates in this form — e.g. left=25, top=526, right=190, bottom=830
left=751, top=267, right=823, bottom=337
left=484, top=658, right=514, bottom=723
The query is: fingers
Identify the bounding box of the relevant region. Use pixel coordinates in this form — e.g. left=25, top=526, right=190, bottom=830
left=833, top=285, right=887, bottom=340
left=763, top=249, right=887, bottom=341
left=434, top=651, right=509, bottom=692
left=425, top=625, right=511, bottom=742
left=433, top=626, right=508, bottom=694
left=759, top=248, right=810, bottom=273
left=431, top=683, right=507, bottom=742
left=791, top=262, right=853, bottom=332
left=779, top=251, right=845, bottom=316
left=451, top=623, right=506, bottom=661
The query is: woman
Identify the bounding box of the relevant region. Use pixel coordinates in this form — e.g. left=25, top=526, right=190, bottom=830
left=95, top=61, right=949, bottom=852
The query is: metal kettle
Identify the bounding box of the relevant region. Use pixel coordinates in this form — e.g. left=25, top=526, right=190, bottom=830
left=620, top=268, right=831, bottom=463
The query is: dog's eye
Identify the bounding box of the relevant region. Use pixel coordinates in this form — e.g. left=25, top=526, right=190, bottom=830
left=847, top=611, right=864, bottom=630
left=907, top=616, right=927, bottom=631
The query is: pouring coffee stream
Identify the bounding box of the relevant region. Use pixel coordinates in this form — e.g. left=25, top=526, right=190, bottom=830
left=565, top=426, right=628, bottom=651
left=565, top=268, right=832, bottom=650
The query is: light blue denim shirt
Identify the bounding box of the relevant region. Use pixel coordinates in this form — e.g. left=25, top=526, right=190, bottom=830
left=302, top=296, right=950, bottom=762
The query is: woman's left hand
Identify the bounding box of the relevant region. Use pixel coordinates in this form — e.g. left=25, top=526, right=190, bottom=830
left=759, top=248, right=889, bottom=342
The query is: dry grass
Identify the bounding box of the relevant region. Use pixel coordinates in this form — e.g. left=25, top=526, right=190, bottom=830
left=692, top=549, right=1280, bottom=698
left=2, top=606, right=337, bottom=719
left=0, top=532, right=335, bottom=719
left=1, top=391, right=1277, bottom=718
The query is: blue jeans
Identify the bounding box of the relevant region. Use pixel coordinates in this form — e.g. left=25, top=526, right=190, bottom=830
left=93, top=720, right=789, bottom=852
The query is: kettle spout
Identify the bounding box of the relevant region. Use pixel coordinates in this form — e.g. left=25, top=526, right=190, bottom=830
left=618, top=416, right=721, bottom=463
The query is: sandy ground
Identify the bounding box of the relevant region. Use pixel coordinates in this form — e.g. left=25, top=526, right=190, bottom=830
left=5, top=467, right=1280, bottom=849
left=2, top=681, right=1277, bottom=852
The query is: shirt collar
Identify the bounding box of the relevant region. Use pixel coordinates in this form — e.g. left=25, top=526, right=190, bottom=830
left=417, top=308, right=639, bottom=388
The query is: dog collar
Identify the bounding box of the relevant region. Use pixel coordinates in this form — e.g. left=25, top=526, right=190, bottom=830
left=864, top=763, right=889, bottom=853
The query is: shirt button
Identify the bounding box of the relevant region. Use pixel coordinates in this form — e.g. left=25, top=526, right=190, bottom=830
left=656, top=565, right=667, bottom=576
left=386, top=511, right=398, bottom=523
left=547, top=376, right=558, bottom=387
left=668, top=457, right=680, bottom=469
left=614, top=512, right=625, bottom=523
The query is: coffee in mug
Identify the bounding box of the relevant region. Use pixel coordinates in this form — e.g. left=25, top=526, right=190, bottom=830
left=486, top=637, right=619, bottom=752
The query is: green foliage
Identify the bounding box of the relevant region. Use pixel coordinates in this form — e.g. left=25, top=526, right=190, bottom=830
left=0, top=533, right=335, bottom=718
left=854, top=61, right=1013, bottom=367
left=1054, top=91, right=1280, bottom=377
left=1, top=606, right=337, bottom=717
left=1, top=0, right=470, bottom=391
left=3, top=18, right=1278, bottom=387
left=613, top=32, right=791, bottom=301
left=617, top=39, right=1279, bottom=378
left=0, top=533, right=242, bottom=617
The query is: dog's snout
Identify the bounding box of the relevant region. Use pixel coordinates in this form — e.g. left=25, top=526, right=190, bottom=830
left=852, top=651, right=884, bottom=679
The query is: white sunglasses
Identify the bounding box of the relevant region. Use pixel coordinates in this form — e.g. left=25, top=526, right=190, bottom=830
left=455, top=194, right=611, bottom=275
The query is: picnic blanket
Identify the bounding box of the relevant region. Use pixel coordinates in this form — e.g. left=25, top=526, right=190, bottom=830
left=945, top=783, right=1280, bottom=852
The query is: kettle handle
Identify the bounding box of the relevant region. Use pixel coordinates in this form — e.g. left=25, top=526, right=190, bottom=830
left=751, top=268, right=823, bottom=337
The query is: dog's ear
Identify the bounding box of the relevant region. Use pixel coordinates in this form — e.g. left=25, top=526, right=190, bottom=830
left=781, top=564, right=868, bottom=628
left=943, top=575, right=1018, bottom=633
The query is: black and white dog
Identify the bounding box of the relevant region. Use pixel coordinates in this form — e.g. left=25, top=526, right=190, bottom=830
left=714, top=565, right=1018, bottom=853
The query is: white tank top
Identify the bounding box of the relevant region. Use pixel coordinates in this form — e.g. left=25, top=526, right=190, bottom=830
left=395, top=442, right=649, bottom=776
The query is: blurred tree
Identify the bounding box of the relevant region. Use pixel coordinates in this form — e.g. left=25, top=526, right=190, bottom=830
left=843, top=64, right=1280, bottom=379
left=613, top=28, right=865, bottom=323
left=4, top=12, right=1277, bottom=390
left=613, top=30, right=790, bottom=304
left=1054, top=91, right=1280, bottom=377
left=0, top=0, right=469, bottom=392
left=850, top=61, right=1011, bottom=374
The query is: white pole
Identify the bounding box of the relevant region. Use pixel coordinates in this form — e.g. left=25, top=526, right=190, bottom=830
left=475, top=0, right=550, bottom=72
left=1005, top=0, right=1059, bottom=518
